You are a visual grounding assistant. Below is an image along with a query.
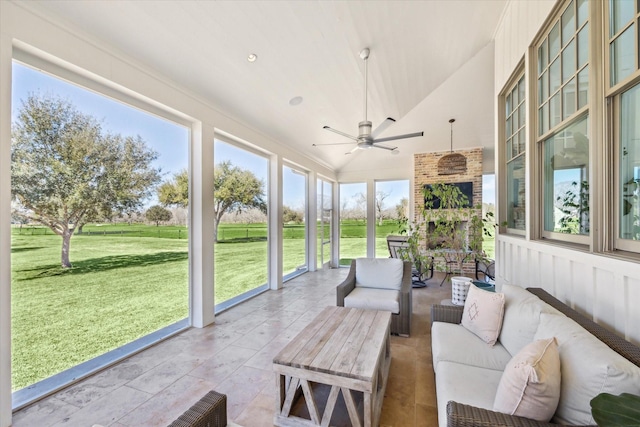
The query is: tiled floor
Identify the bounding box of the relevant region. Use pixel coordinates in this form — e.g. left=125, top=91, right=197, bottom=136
left=12, top=267, right=451, bottom=427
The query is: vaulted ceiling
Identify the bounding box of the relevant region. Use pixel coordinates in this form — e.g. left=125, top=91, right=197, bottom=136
left=20, top=0, right=508, bottom=175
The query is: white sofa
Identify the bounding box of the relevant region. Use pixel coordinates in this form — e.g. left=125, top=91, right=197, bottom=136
left=430, top=284, right=640, bottom=427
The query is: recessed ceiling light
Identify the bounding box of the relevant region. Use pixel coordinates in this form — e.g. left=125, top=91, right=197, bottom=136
left=289, top=96, right=303, bottom=106
left=247, top=53, right=258, bottom=62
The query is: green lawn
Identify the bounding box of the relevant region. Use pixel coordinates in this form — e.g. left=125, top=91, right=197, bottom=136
left=10, top=220, right=495, bottom=391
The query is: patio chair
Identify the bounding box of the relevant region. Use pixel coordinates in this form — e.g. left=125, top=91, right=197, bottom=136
left=167, top=390, right=227, bottom=427
left=337, top=258, right=412, bottom=336
left=386, top=235, right=433, bottom=287
left=475, top=258, right=495, bottom=282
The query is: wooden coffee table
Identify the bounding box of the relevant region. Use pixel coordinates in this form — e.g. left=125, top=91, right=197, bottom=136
left=273, top=306, right=392, bottom=427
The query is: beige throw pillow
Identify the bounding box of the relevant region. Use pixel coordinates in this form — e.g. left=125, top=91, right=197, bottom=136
left=461, top=284, right=505, bottom=345
left=493, top=337, right=561, bottom=422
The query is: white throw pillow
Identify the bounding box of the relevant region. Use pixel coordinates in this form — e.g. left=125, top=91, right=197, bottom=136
left=493, top=337, right=561, bottom=422
left=534, top=313, right=640, bottom=425
left=461, top=285, right=505, bottom=346
left=355, top=257, right=404, bottom=290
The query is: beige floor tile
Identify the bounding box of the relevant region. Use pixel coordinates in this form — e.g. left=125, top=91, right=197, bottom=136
left=12, top=267, right=449, bottom=427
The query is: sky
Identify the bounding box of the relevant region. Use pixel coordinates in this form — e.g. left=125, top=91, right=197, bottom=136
left=12, top=61, right=496, bottom=211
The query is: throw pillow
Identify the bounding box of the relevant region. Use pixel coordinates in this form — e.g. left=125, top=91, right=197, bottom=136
left=461, top=284, right=505, bottom=345
left=493, top=337, right=561, bottom=422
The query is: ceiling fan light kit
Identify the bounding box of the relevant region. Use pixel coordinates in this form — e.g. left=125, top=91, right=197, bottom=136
left=438, top=118, right=468, bottom=175
left=315, top=47, right=424, bottom=155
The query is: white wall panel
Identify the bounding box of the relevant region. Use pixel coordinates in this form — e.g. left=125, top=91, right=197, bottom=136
left=498, top=234, right=640, bottom=346
left=494, top=0, right=556, bottom=94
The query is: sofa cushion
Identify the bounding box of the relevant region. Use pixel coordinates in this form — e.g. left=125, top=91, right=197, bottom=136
left=355, top=258, right=403, bottom=290
left=435, top=361, right=503, bottom=427
left=461, top=285, right=505, bottom=346
left=493, top=337, right=561, bottom=422
left=431, top=322, right=512, bottom=371
left=498, top=284, right=562, bottom=356
left=534, top=313, right=640, bottom=425
left=343, top=287, right=400, bottom=314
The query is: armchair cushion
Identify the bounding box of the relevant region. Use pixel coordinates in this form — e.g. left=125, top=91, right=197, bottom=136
left=355, top=257, right=403, bottom=290
left=344, top=287, right=400, bottom=314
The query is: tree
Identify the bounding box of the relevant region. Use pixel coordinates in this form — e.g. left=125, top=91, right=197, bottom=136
left=158, top=169, right=189, bottom=207
left=375, top=190, right=391, bottom=226
left=283, top=205, right=303, bottom=224
left=146, top=205, right=172, bottom=226
left=158, top=161, right=266, bottom=241
left=11, top=94, right=161, bottom=268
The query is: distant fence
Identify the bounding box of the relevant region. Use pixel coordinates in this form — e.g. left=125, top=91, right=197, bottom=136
left=11, top=224, right=307, bottom=241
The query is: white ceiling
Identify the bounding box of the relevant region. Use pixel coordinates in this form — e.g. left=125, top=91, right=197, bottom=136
left=21, top=0, right=507, bottom=175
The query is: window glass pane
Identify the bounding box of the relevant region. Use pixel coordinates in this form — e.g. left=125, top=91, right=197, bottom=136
left=283, top=166, right=307, bottom=278
left=506, top=93, right=512, bottom=116
left=518, top=77, right=526, bottom=104
left=518, top=128, right=526, bottom=154
left=512, top=86, right=519, bottom=106
left=540, top=103, right=549, bottom=136
left=610, top=0, right=635, bottom=36
left=214, top=140, right=268, bottom=307
left=543, top=115, right=590, bottom=235
left=549, top=23, right=561, bottom=60
left=577, top=24, right=589, bottom=68
left=619, top=83, right=640, bottom=241
left=563, top=77, right=577, bottom=119
left=550, top=92, right=562, bottom=128
left=507, top=137, right=513, bottom=161
left=375, top=180, right=409, bottom=258
left=340, top=182, right=366, bottom=265
left=507, top=155, right=526, bottom=230
left=577, top=0, right=588, bottom=28
left=506, top=116, right=512, bottom=137
left=512, top=132, right=519, bottom=158
left=550, top=58, right=562, bottom=94
left=539, top=40, right=548, bottom=75
left=317, top=179, right=332, bottom=267
left=10, top=62, right=189, bottom=391
left=541, top=70, right=549, bottom=102
left=611, top=26, right=636, bottom=86
left=562, top=1, right=576, bottom=46
left=518, top=104, right=526, bottom=128
left=578, top=66, right=589, bottom=108
left=562, top=39, right=577, bottom=83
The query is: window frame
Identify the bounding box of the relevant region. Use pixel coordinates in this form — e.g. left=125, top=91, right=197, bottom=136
left=501, top=65, right=527, bottom=236
left=534, top=0, right=592, bottom=245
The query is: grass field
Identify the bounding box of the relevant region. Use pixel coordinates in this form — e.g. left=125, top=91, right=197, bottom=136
left=10, top=220, right=494, bottom=391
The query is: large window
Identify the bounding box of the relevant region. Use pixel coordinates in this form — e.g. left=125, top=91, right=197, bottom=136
left=609, top=0, right=638, bottom=87
left=505, top=74, right=527, bottom=232
left=609, top=1, right=640, bottom=253
left=339, top=182, right=367, bottom=265
left=282, top=165, right=307, bottom=279
left=213, top=139, right=268, bottom=310
left=10, top=62, right=189, bottom=397
left=537, top=0, right=590, bottom=242
left=317, top=178, right=333, bottom=268
left=375, top=180, right=409, bottom=257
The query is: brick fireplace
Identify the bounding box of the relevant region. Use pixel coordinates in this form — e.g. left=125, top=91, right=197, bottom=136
left=413, top=148, right=483, bottom=274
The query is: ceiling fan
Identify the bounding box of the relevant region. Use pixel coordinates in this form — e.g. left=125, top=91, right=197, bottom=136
left=313, top=47, right=424, bottom=155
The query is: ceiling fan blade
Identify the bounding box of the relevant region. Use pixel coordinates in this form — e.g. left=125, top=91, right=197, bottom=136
left=345, top=146, right=361, bottom=155
left=312, top=142, right=356, bottom=147
left=371, top=117, right=396, bottom=139
left=372, top=131, right=424, bottom=144
left=372, top=143, right=398, bottom=151
left=322, top=126, right=358, bottom=141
